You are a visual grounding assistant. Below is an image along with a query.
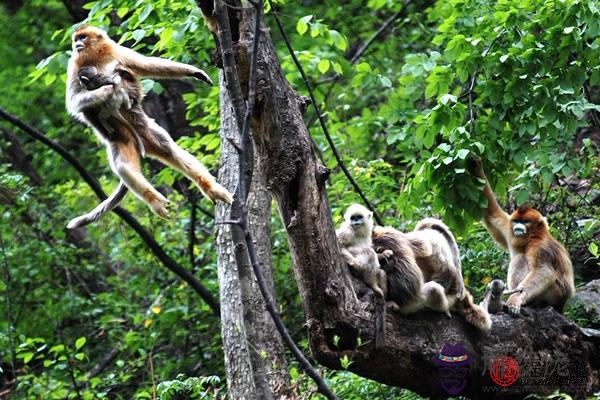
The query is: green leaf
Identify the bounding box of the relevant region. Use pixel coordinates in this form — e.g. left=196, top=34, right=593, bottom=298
left=332, top=61, right=343, bottom=75
left=379, top=75, right=392, bottom=88
left=138, top=4, right=153, bottom=22
left=329, top=30, right=348, bottom=51
left=296, top=15, right=312, bottom=35
left=340, top=355, right=353, bottom=369
left=439, top=94, right=457, bottom=105
left=20, top=352, right=34, bottom=364
left=132, top=29, right=146, bottom=42
left=75, top=337, right=86, bottom=350
left=318, top=59, right=330, bottom=74
left=589, top=242, right=599, bottom=257
left=117, top=7, right=129, bottom=18
left=456, top=149, right=470, bottom=159
left=356, top=62, right=371, bottom=73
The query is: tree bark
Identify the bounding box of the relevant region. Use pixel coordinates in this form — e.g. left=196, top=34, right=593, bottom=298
left=205, top=5, right=600, bottom=399
left=216, top=74, right=291, bottom=399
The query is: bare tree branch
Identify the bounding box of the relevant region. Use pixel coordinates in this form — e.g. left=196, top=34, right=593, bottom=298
left=210, top=1, right=339, bottom=398
left=268, top=3, right=383, bottom=226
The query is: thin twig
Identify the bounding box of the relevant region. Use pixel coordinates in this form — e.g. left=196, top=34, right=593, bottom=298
left=216, top=1, right=339, bottom=398
left=148, top=352, right=157, bottom=400
left=349, top=9, right=405, bottom=65
left=268, top=2, right=383, bottom=226
left=189, top=192, right=198, bottom=269
left=0, top=106, right=220, bottom=315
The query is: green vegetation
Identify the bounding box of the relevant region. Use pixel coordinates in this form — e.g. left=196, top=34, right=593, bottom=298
left=0, top=0, right=597, bottom=398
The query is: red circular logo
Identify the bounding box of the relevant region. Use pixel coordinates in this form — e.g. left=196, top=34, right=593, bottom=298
left=489, top=356, right=519, bottom=387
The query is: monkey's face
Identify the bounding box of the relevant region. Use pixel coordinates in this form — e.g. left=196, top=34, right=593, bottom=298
left=343, top=204, right=374, bottom=237
left=489, top=279, right=504, bottom=295
left=509, top=206, right=546, bottom=239
left=72, top=26, right=108, bottom=54
left=350, top=213, right=366, bottom=228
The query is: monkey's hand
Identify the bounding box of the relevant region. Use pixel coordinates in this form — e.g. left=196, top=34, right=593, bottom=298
left=192, top=69, right=214, bottom=86
left=506, top=291, right=525, bottom=317
left=377, top=249, right=393, bottom=263
left=467, top=155, right=486, bottom=179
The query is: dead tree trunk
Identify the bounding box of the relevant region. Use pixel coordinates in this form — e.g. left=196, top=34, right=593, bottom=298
left=203, top=2, right=600, bottom=399
left=216, top=74, right=292, bottom=399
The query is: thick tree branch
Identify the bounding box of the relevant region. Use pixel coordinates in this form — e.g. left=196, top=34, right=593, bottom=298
left=268, top=3, right=383, bottom=226
left=210, top=1, right=338, bottom=398
left=202, top=5, right=600, bottom=400
left=0, top=106, right=220, bottom=315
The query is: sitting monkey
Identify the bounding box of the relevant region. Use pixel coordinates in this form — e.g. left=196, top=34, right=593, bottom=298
left=471, top=158, right=575, bottom=316
left=480, top=279, right=505, bottom=314
left=336, top=204, right=387, bottom=348
left=479, top=279, right=522, bottom=314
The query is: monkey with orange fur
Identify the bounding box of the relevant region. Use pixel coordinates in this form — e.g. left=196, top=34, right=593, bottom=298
left=66, top=25, right=232, bottom=227
left=471, top=159, right=575, bottom=316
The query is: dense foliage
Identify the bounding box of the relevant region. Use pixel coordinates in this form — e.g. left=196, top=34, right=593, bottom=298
left=0, top=0, right=598, bottom=398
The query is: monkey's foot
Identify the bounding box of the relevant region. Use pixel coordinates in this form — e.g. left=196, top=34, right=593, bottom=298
left=192, top=69, right=214, bottom=86
left=465, top=308, right=492, bottom=332
left=198, top=178, right=233, bottom=204
left=145, top=191, right=171, bottom=219
left=461, top=303, right=492, bottom=331
left=386, top=301, right=401, bottom=312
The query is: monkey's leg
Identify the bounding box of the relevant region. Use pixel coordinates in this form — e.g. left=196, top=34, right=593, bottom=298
left=422, top=281, right=451, bottom=317
left=108, top=140, right=170, bottom=218
left=143, top=119, right=232, bottom=204
left=506, top=266, right=555, bottom=316
left=67, top=181, right=128, bottom=229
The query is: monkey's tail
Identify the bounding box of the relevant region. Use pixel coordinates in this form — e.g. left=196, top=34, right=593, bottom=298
left=374, top=295, right=385, bottom=349
left=455, top=291, right=492, bottom=332
left=67, top=181, right=128, bottom=229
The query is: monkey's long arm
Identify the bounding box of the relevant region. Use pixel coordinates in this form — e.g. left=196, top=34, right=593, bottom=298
left=66, top=83, right=116, bottom=115
left=340, top=248, right=360, bottom=267
left=473, top=162, right=511, bottom=249
left=506, top=265, right=555, bottom=315
left=67, top=182, right=128, bottom=229
left=117, top=47, right=213, bottom=85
